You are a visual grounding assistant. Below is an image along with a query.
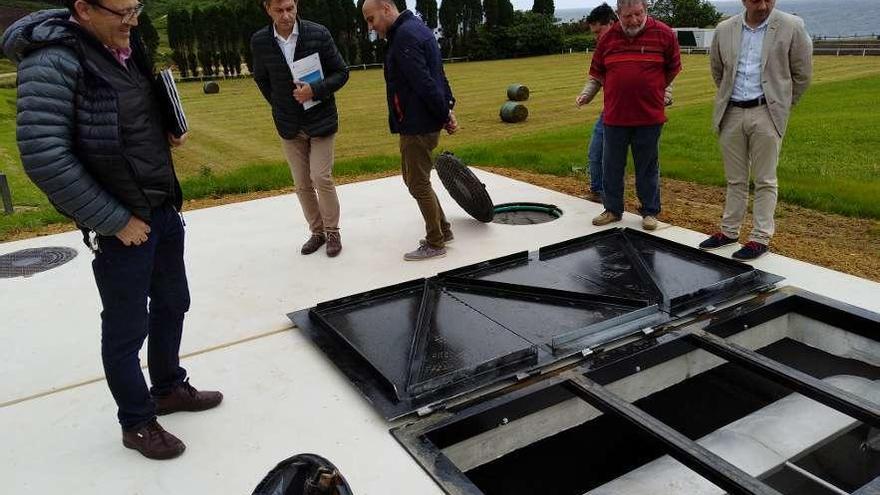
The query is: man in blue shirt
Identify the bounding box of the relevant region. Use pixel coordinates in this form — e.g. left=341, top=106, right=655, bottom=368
left=700, top=0, right=812, bottom=260
left=576, top=3, right=617, bottom=204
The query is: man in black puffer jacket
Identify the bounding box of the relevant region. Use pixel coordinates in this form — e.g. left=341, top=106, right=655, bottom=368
left=2, top=1, right=222, bottom=460
left=251, top=0, right=350, bottom=257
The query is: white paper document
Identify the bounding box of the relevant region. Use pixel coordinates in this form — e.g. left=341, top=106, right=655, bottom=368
left=290, top=52, right=324, bottom=110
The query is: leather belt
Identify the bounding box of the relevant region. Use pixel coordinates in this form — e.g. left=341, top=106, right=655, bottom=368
left=729, top=96, right=767, bottom=108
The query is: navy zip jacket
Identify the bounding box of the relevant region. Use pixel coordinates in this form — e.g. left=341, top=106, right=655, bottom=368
left=384, top=10, right=455, bottom=135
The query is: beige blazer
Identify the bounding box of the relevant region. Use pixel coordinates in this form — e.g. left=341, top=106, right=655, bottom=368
left=710, top=9, right=813, bottom=136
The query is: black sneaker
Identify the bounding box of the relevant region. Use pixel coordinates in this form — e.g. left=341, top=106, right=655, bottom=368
left=732, top=241, right=769, bottom=261
left=699, top=232, right=738, bottom=251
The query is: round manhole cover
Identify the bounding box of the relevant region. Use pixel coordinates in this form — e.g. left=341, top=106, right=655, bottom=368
left=0, top=247, right=78, bottom=278
left=435, top=151, right=495, bottom=223
left=491, top=202, right=563, bottom=225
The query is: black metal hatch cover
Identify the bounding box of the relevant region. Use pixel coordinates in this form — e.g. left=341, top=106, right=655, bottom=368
left=289, top=228, right=782, bottom=420
left=434, top=152, right=495, bottom=223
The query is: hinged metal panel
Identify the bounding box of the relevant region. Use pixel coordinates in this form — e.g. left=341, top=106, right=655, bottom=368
left=289, top=228, right=782, bottom=420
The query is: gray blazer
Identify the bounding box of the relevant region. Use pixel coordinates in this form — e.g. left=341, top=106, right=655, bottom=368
left=710, top=9, right=813, bottom=137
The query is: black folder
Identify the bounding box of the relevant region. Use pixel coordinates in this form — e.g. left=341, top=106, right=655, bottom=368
left=155, top=69, right=189, bottom=138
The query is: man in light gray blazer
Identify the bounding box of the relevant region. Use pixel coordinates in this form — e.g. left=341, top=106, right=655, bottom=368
left=699, top=0, right=812, bottom=260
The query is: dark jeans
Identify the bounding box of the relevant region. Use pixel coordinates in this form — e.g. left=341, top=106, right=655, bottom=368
left=399, top=132, right=451, bottom=249
left=91, top=203, right=189, bottom=429
left=602, top=124, right=663, bottom=217
left=587, top=112, right=605, bottom=193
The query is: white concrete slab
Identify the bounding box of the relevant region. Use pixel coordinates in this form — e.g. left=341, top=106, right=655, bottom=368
left=2, top=170, right=632, bottom=404
left=1, top=330, right=444, bottom=494
left=2, top=170, right=879, bottom=495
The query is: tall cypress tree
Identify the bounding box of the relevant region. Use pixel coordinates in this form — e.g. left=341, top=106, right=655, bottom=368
left=460, top=0, right=482, bottom=50
left=333, top=0, right=359, bottom=64
left=438, top=0, right=460, bottom=56
left=531, top=0, right=554, bottom=17
left=356, top=0, right=381, bottom=64
left=238, top=0, right=268, bottom=72
left=416, top=0, right=438, bottom=29
left=483, top=0, right=499, bottom=28
left=167, top=7, right=194, bottom=77
left=498, top=0, right=514, bottom=26
left=137, top=11, right=160, bottom=68
left=192, top=7, right=212, bottom=76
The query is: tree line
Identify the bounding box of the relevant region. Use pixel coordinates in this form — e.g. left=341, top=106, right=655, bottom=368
left=152, top=0, right=721, bottom=77
left=157, top=0, right=570, bottom=76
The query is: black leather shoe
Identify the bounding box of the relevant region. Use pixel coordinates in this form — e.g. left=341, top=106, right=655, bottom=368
left=699, top=232, right=738, bottom=251
left=732, top=241, right=769, bottom=261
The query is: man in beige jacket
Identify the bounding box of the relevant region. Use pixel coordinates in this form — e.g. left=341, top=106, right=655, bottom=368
left=699, top=0, right=812, bottom=260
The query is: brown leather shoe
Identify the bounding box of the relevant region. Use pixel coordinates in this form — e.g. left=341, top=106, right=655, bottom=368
left=154, top=379, right=223, bottom=416
left=122, top=418, right=185, bottom=460
left=301, top=233, right=326, bottom=255
left=325, top=231, right=342, bottom=257
left=584, top=190, right=603, bottom=203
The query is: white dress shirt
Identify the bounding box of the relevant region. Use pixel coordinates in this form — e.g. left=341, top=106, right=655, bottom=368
left=731, top=14, right=769, bottom=102
left=274, top=22, right=300, bottom=68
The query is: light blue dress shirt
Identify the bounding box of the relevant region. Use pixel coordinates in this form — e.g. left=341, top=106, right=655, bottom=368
left=731, top=14, right=770, bottom=102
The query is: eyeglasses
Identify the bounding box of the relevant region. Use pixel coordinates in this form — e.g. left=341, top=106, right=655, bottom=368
left=89, top=1, right=144, bottom=24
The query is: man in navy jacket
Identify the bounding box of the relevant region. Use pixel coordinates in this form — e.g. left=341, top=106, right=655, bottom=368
left=362, top=0, right=458, bottom=261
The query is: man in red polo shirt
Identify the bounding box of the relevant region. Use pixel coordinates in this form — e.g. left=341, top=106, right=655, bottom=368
left=589, top=0, right=681, bottom=231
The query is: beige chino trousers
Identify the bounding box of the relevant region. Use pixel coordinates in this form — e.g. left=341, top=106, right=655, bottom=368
left=281, top=131, right=340, bottom=233
left=718, top=105, right=782, bottom=245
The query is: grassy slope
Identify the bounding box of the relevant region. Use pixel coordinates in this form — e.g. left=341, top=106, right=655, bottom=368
left=1, top=53, right=879, bottom=238
left=170, top=54, right=880, bottom=171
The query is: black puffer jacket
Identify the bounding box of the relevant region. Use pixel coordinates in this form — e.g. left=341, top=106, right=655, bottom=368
left=1, top=9, right=180, bottom=235
left=251, top=19, right=349, bottom=139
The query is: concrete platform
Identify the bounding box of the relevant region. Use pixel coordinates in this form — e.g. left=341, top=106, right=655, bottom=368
left=1, top=170, right=878, bottom=494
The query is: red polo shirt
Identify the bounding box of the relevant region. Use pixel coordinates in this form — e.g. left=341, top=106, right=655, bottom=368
left=589, top=17, right=681, bottom=126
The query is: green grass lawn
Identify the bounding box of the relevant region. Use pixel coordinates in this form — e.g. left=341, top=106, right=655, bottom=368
left=1, top=53, right=879, bottom=238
